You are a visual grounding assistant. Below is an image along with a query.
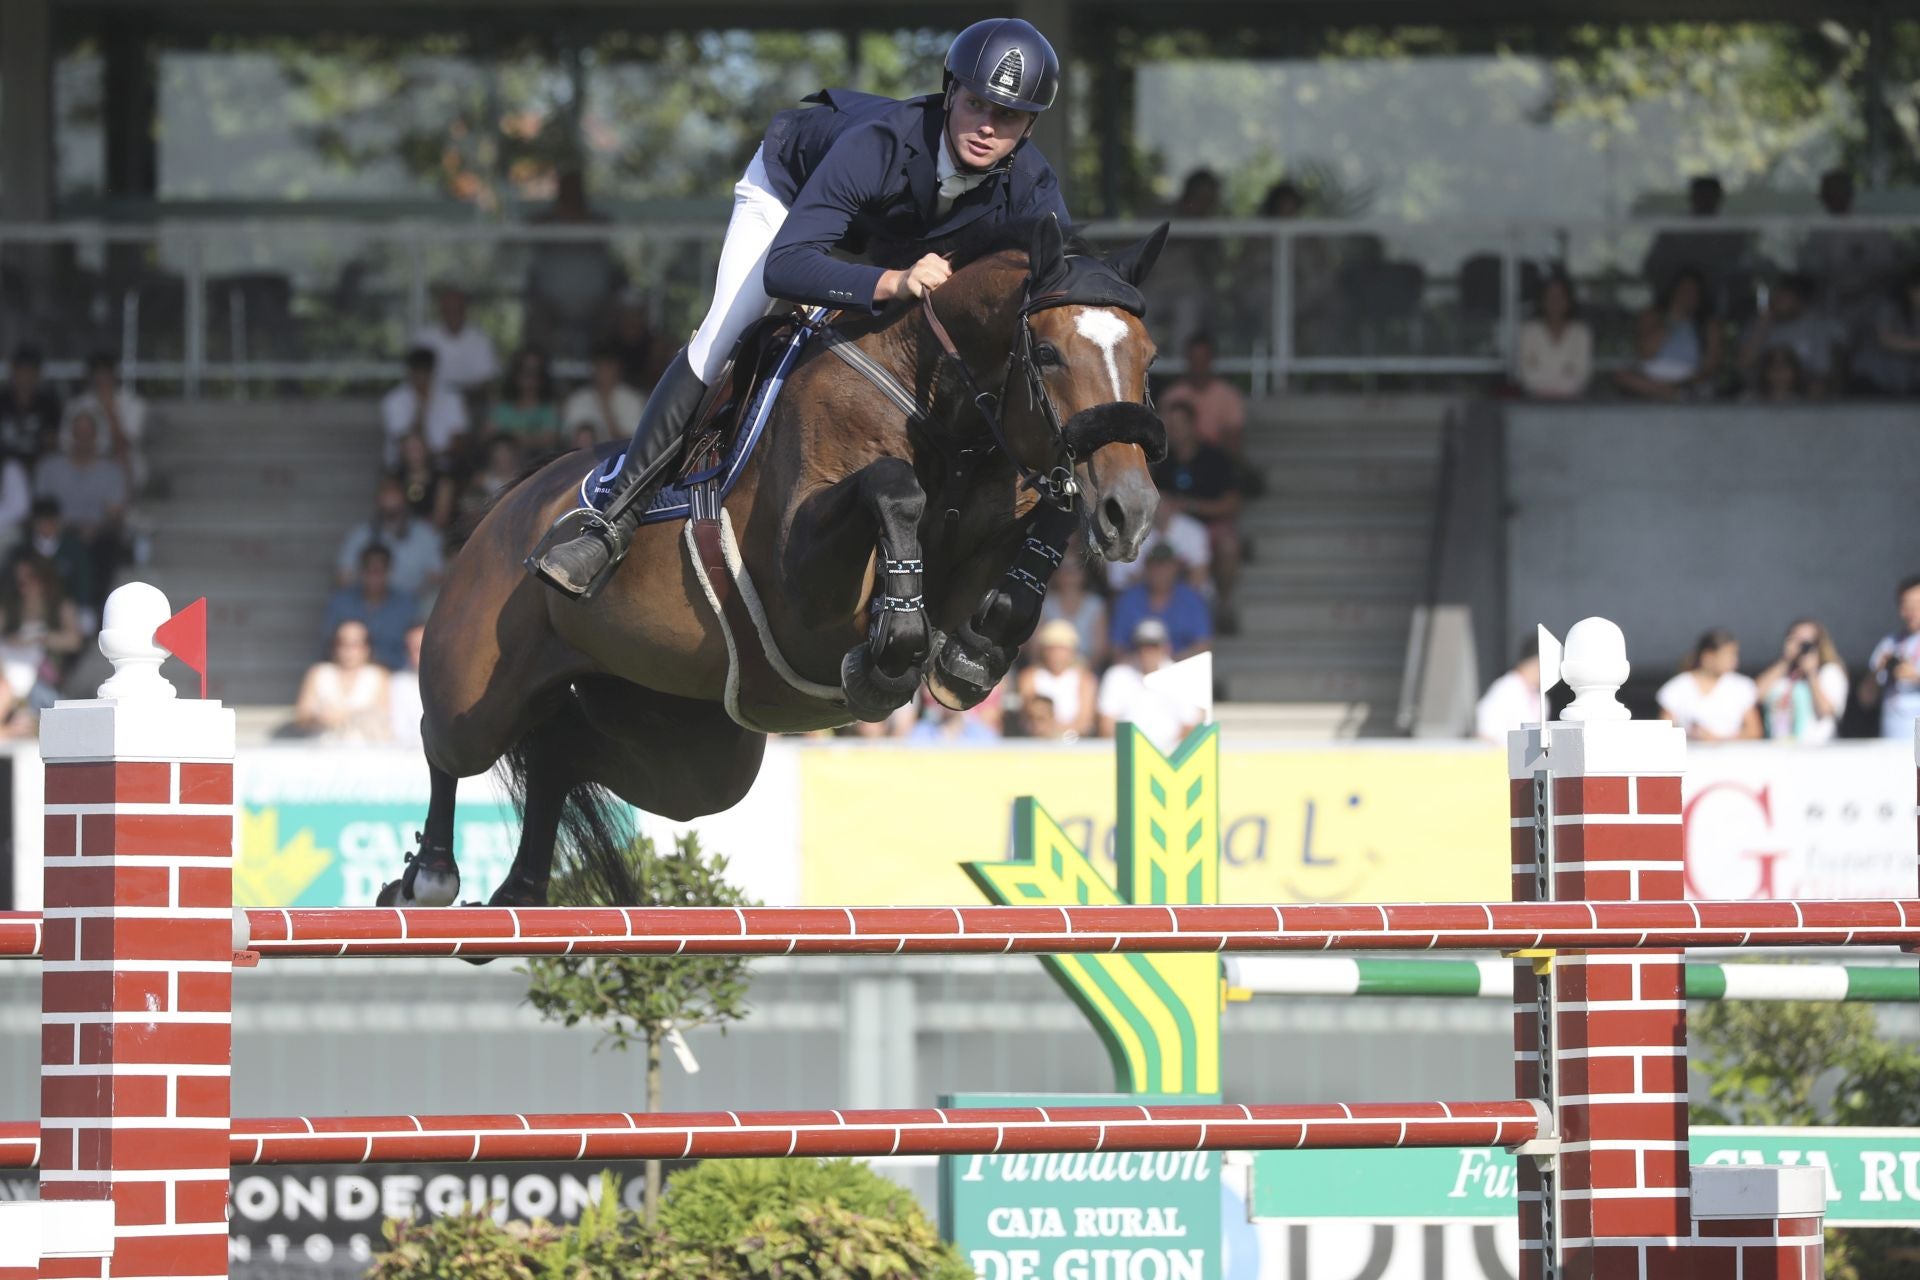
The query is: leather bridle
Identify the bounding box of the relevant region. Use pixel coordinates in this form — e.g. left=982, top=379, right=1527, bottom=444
left=920, top=283, right=1093, bottom=512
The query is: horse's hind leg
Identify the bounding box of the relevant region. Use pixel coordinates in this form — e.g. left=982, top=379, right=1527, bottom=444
left=375, top=764, right=462, bottom=907
left=489, top=739, right=570, bottom=908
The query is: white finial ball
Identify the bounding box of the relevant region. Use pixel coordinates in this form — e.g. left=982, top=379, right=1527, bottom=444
left=96, top=582, right=178, bottom=702
left=1560, top=616, right=1629, bottom=722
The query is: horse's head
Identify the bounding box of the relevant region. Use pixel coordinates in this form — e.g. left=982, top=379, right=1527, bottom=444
left=1008, top=216, right=1170, bottom=562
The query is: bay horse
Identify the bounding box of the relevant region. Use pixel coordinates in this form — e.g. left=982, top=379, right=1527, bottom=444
left=383, top=215, right=1170, bottom=909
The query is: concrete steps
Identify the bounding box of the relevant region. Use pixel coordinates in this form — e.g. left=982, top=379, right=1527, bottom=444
left=136, top=400, right=387, bottom=705
left=1216, top=395, right=1449, bottom=735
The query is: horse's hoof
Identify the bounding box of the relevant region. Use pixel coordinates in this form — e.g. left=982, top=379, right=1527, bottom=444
left=840, top=645, right=920, bottom=723
left=487, top=878, right=549, bottom=909
left=407, top=863, right=461, bottom=908
left=928, top=638, right=1003, bottom=711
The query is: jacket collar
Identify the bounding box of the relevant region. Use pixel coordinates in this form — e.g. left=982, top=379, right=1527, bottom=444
left=904, top=96, right=1018, bottom=236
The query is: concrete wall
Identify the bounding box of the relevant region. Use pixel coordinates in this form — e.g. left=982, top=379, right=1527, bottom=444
left=1504, top=403, right=1920, bottom=679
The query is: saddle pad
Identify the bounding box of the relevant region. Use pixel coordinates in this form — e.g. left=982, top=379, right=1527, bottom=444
left=578, top=321, right=811, bottom=525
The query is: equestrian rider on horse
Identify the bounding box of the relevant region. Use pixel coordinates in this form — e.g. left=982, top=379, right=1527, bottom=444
left=530, top=17, right=1068, bottom=597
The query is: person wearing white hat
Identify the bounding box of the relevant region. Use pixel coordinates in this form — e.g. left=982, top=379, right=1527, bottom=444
left=1018, top=618, right=1096, bottom=740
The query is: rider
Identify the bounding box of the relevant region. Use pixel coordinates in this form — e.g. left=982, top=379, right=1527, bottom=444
left=531, top=17, right=1068, bottom=596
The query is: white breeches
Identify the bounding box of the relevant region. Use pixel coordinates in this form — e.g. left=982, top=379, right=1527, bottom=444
left=685, top=147, right=793, bottom=386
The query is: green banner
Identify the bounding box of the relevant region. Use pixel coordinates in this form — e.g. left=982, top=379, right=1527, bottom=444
left=942, top=1093, right=1222, bottom=1280
left=1250, top=1127, right=1920, bottom=1227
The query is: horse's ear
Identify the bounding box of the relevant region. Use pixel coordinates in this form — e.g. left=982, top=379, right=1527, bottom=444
left=1108, top=222, right=1170, bottom=287
left=1029, top=213, right=1067, bottom=288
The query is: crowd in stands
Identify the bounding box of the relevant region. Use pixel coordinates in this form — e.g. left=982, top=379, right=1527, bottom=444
left=1511, top=169, right=1920, bottom=403
left=293, top=280, right=662, bottom=743
left=1474, top=573, right=1920, bottom=746
left=0, top=344, right=144, bottom=734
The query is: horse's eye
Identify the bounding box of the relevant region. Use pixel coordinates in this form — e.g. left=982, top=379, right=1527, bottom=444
left=1033, top=343, right=1063, bottom=367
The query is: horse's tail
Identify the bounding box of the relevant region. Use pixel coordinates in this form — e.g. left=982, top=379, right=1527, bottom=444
left=495, top=698, right=642, bottom=908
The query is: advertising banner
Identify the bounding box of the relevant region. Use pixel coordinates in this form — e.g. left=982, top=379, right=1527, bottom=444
left=1249, top=1127, right=1920, bottom=1227
left=942, top=1093, right=1222, bottom=1280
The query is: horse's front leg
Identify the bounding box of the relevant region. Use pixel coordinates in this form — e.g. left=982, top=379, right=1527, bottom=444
left=928, top=502, right=1078, bottom=711
left=839, top=456, right=933, bottom=721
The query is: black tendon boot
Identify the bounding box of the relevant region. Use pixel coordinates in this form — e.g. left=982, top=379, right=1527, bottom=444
left=529, top=348, right=708, bottom=597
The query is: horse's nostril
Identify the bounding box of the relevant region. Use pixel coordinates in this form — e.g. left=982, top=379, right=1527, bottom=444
left=1102, top=496, right=1126, bottom=536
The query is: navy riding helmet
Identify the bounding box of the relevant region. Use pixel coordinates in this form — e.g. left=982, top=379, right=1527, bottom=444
left=944, top=18, right=1061, bottom=115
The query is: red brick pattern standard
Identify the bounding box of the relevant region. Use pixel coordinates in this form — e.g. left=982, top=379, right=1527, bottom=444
left=1512, top=719, right=1689, bottom=1279
left=39, top=724, right=234, bottom=1280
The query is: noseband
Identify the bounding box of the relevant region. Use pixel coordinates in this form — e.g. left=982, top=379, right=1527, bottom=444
left=920, top=278, right=1164, bottom=511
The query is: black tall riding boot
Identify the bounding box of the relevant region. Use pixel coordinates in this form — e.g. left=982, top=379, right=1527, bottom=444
left=530, top=348, right=707, bottom=597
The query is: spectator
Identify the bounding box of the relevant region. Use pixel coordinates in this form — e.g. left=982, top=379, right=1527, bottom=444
left=1798, top=169, right=1897, bottom=340
left=1037, top=549, right=1109, bottom=672
left=1853, top=265, right=1920, bottom=396
left=1152, top=400, right=1242, bottom=625
left=1613, top=268, right=1723, bottom=400
left=1096, top=618, right=1204, bottom=753
left=1859, top=575, right=1920, bottom=741
left=526, top=170, right=619, bottom=358
left=1110, top=543, right=1212, bottom=660
left=322, top=544, right=417, bottom=673
left=1158, top=334, right=1246, bottom=458
left=1514, top=272, right=1593, bottom=399
left=605, top=290, right=670, bottom=393
left=0, top=344, right=60, bottom=468
left=562, top=344, right=647, bottom=445
left=62, top=352, right=147, bottom=491
left=20, top=498, right=93, bottom=633
left=488, top=347, right=562, bottom=453
left=1748, top=346, right=1807, bottom=403
left=392, top=431, right=455, bottom=530
left=909, top=697, right=1002, bottom=743
left=1474, top=635, right=1542, bottom=744
left=381, top=347, right=468, bottom=468
left=460, top=435, right=526, bottom=519
left=1737, top=274, right=1838, bottom=396
left=293, top=619, right=394, bottom=744
left=0, top=454, right=32, bottom=563
left=1756, top=618, right=1848, bottom=743
left=1657, top=628, right=1761, bottom=741
left=412, top=282, right=500, bottom=400
left=1641, top=175, right=1748, bottom=311
left=1017, top=619, right=1098, bottom=741
left=33, top=411, right=126, bottom=609
left=388, top=623, right=425, bottom=748
left=335, top=477, right=445, bottom=599
left=0, top=554, right=82, bottom=712
left=1259, top=180, right=1344, bottom=353
left=1151, top=171, right=1225, bottom=354
left=1108, top=499, right=1210, bottom=596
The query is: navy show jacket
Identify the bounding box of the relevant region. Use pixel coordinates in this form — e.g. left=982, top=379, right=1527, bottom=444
left=759, top=88, right=1070, bottom=314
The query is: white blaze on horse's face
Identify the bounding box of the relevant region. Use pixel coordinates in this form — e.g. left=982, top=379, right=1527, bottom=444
left=1072, top=308, right=1131, bottom=401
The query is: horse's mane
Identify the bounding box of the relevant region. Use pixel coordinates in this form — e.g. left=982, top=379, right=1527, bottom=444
left=939, top=216, right=1098, bottom=271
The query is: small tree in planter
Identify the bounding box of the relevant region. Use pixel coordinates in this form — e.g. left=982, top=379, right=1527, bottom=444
left=523, top=832, right=754, bottom=1221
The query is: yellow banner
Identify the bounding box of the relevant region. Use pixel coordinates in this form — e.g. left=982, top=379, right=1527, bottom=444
left=800, top=744, right=1511, bottom=906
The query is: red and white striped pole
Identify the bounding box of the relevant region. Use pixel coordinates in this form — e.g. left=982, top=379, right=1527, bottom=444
left=1512, top=619, right=1823, bottom=1278
left=27, top=583, right=236, bottom=1280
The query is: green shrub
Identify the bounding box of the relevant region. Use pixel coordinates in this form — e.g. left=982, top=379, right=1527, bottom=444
left=363, top=1161, right=971, bottom=1280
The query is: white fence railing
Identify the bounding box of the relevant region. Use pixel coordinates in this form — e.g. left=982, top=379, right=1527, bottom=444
left=1, top=213, right=1911, bottom=393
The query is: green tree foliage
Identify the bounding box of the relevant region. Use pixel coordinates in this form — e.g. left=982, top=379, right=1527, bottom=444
left=522, top=832, right=755, bottom=1219
left=1691, top=994, right=1920, bottom=1278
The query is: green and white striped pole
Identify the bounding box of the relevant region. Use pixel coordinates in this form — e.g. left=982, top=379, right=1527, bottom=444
left=1224, top=957, right=1920, bottom=1003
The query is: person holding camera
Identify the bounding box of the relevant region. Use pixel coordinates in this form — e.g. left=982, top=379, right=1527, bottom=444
left=1859, top=576, right=1920, bottom=741
left=1755, top=618, right=1848, bottom=743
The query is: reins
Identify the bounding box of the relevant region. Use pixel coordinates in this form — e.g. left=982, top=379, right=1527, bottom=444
left=920, top=287, right=1080, bottom=511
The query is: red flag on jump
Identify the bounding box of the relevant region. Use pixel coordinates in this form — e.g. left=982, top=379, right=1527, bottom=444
left=154, top=597, right=208, bottom=698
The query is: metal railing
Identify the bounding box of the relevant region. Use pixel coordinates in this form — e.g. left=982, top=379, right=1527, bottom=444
left=1, top=212, right=1913, bottom=392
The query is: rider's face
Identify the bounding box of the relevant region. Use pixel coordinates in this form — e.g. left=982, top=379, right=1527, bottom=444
left=946, top=91, right=1034, bottom=171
